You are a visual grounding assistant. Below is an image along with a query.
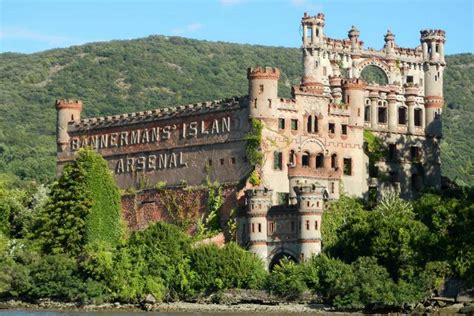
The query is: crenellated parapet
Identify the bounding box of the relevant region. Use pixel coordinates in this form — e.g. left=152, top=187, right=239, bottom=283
left=247, top=67, right=280, bottom=80
left=55, top=99, right=83, bottom=110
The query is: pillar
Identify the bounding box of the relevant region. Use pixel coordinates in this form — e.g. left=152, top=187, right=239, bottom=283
left=387, top=92, right=398, bottom=132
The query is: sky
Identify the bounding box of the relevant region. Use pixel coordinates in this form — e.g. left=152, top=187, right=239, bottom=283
left=1, top=0, right=473, bottom=54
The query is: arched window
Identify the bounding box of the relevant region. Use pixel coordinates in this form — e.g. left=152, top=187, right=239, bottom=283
left=331, top=153, right=338, bottom=169
left=360, top=65, right=389, bottom=85
left=314, top=116, right=319, bottom=133
left=398, top=106, right=407, bottom=125
left=414, top=108, right=423, bottom=127
left=364, top=106, right=371, bottom=122
left=307, top=115, right=312, bottom=133
left=302, top=152, right=310, bottom=167
left=316, top=153, right=324, bottom=169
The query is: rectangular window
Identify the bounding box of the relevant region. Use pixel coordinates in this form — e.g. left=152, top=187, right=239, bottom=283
left=220, top=158, right=224, bottom=165
left=306, top=220, right=310, bottom=230
left=268, top=99, right=272, bottom=108
left=410, top=146, right=421, bottom=161
left=419, top=78, right=423, bottom=86
left=259, top=84, right=264, bottom=93
left=231, top=157, right=236, bottom=164
left=278, top=118, right=285, bottom=129
left=388, top=144, right=396, bottom=160
left=378, top=107, right=387, bottom=123
left=251, top=223, right=255, bottom=233
left=315, top=221, right=318, bottom=230
left=291, top=119, right=298, bottom=130
left=341, top=124, right=348, bottom=135
left=407, top=75, right=414, bottom=84
left=258, top=223, right=262, bottom=233
left=323, top=66, right=327, bottom=76
left=343, top=158, right=352, bottom=175
left=208, top=159, right=212, bottom=166
left=268, top=222, right=275, bottom=234
left=331, top=182, right=335, bottom=194
left=328, top=123, right=335, bottom=134
left=273, top=151, right=283, bottom=170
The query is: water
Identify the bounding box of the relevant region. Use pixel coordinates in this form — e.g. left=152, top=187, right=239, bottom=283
left=0, top=311, right=317, bottom=316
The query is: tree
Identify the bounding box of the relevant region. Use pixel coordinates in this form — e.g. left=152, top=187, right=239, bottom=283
left=32, top=148, right=123, bottom=255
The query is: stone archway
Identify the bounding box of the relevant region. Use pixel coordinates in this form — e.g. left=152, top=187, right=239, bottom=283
left=269, top=251, right=298, bottom=271
left=354, top=58, right=391, bottom=84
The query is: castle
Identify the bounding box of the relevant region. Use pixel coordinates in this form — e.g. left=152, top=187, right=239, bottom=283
left=55, top=13, right=446, bottom=267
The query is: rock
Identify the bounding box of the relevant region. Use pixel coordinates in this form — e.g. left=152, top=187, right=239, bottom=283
left=457, top=291, right=474, bottom=303
left=114, top=302, right=121, bottom=307
left=413, top=303, right=426, bottom=313
left=143, top=294, right=157, bottom=304
left=459, top=305, right=474, bottom=314
left=439, top=303, right=465, bottom=313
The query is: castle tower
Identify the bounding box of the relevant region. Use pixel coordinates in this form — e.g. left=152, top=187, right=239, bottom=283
left=55, top=99, right=82, bottom=153
left=247, top=67, right=280, bottom=119
left=343, top=78, right=367, bottom=128
left=301, top=13, right=325, bottom=86
left=420, top=29, right=446, bottom=138
left=245, top=187, right=272, bottom=265
left=294, top=184, right=325, bottom=260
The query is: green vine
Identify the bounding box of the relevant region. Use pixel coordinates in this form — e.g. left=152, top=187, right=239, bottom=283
left=245, top=118, right=264, bottom=166
left=364, top=130, right=386, bottom=178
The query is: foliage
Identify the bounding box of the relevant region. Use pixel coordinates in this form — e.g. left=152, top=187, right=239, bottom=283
left=266, top=258, right=308, bottom=300
left=156, top=187, right=201, bottom=230
left=360, top=65, right=388, bottom=85
left=31, top=149, right=122, bottom=255
left=245, top=118, right=264, bottom=166
left=248, top=170, right=261, bottom=186
left=363, top=130, right=385, bottom=178
left=190, top=243, right=266, bottom=293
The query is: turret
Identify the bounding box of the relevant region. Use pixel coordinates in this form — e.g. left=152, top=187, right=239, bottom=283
left=301, top=12, right=325, bottom=47
left=294, top=184, right=325, bottom=260
left=348, top=25, right=361, bottom=52
left=342, top=78, right=367, bottom=127
left=245, top=187, right=272, bottom=265
left=247, top=67, right=280, bottom=119
left=420, top=29, right=446, bottom=138
left=55, top=99, right=82, bottom=152
left=384, top=29, right=396, bottom=56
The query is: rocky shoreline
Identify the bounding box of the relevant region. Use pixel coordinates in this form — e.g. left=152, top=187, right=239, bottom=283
left=1, top=289, right=473, bottom=315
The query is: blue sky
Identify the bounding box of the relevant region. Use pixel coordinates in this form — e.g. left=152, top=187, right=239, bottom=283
left=1, top=0, right=473, bottom=54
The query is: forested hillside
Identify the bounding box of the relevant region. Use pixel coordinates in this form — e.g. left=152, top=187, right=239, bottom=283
left=0, top=36, right=472, bottom=184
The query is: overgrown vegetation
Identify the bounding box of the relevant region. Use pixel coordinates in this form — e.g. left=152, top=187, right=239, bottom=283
left=245, top=118, right=264, bottom=166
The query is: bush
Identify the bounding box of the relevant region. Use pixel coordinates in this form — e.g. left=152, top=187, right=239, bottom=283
left=266, top=258, right=307, bottom=300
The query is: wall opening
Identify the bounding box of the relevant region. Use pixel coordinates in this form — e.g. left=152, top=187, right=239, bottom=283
left=360, top=65, right=389, bottom=85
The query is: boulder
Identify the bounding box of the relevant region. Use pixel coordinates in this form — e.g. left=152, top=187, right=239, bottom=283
left=459, top=305, right=474, bottom=314
left=439, top=303, right=465, bottom=314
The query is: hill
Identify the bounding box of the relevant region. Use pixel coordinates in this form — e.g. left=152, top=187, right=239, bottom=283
left=0, top=36, right=472, bottom=185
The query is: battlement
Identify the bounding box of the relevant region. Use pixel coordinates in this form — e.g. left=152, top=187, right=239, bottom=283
left=404, top=83, right=421, bottom=96
left=68, top=97, right=242, bottom=131
left=247, top=67, right=280, bottom=80
left=245, top=187, right=273, bottom=199
left=302, top=12, right=325, bottom=25
left=294, top=183, right=326, bottom=198
left=342, top=78, right=367, bottom=90
left=420, top=29, right=446, bottom=41
left=55, top=99, right=83, bottom=110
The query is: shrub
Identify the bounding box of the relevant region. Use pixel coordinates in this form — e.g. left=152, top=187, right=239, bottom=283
left=266, top=258, right=307, bottom=300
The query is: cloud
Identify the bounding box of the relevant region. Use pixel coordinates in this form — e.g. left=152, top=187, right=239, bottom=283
left=290, top=0, right=321, bottom=12
left=171, top=23, right=203, bottom=35
left=220, top=0, right=242, bottom=6
left=0, top=27, right=80, bottom=46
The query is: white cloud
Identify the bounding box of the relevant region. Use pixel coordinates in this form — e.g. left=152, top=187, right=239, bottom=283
left=0, top=27, right=80, bottom=46
left=171, top=23, right=203, bottom=35
left=220, top=0, right=242, bottom=6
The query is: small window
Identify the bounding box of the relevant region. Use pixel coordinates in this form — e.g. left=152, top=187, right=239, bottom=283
left=419, top=78, right=423, bottom=86
left=220, top=158, right=224, bottom=165
left=302, top=152, right=310, bottom=167
left=269, top=222, right=275, bottom=234
left=346, top=95, right=350, bottom=103
left=331, top=154, right=338, bottom=169
left=328, top=123, right=335, bottom=134
left=278, top=118, right=285, bottom=129
left=259, top=84, right=264, bottom=93
left=252, top=223, right=255, bottom=233
left=316, top=153, right=324, bottom=168
left=330, top=182, right=335, bottom=194
left=274, top=151, right=283, bottom=170
left=435, top=44, right=439, bottom=53
left=410, top=146, right=421, bottom=161
left=291, top=119, right=298, bottom=130
left=315, top=221, right=318, bottom=230
left=307, top=115, right=312, bottom=133
left=341, top=124, right=348, bottom=135
left=364, top=106, right=370, bottom=122
left=407, top=75, right=414, bottom=84
left=343, top=158, right=352, bottom=175
left=388, top=144, right=396, bottom=160
left=314, top=116, right=319, bottom=133
left=71, top=115, right=75, bottom=120
left=323, top=66, right=327, bottom=76
left=231, top=157, right=236, bottom=164
left=414, top=108, right=422, bottom=127
left=399, top=107, right=407, bottom=125
left=289, top=150, right=296, bottom=166
left=306, top=220, right=310, bottom=230
left=254, top=99, right=257, bottom=108
left=378, top=107, right=387, bottom=124
left=268, top=99, right=272, bottom=108
left=208, top=159, right=213, bottom=166
left=258, top=223, right=262, bottom=233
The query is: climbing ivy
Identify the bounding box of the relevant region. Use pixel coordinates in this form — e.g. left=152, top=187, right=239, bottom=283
left=363, top=130, right=386, bottom=177
left=245, top=118, right=264, bottom=166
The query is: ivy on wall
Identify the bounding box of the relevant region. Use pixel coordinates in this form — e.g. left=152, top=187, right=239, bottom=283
left=245, top=118, right=264, bottom=166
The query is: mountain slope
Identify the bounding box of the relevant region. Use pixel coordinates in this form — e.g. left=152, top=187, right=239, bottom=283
left=0, top=36, right=472, bottom=185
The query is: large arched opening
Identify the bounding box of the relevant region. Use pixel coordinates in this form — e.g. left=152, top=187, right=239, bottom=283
left=269, top=251, right=298, bottom=271
left=360, top=65, right=389, bottom=85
